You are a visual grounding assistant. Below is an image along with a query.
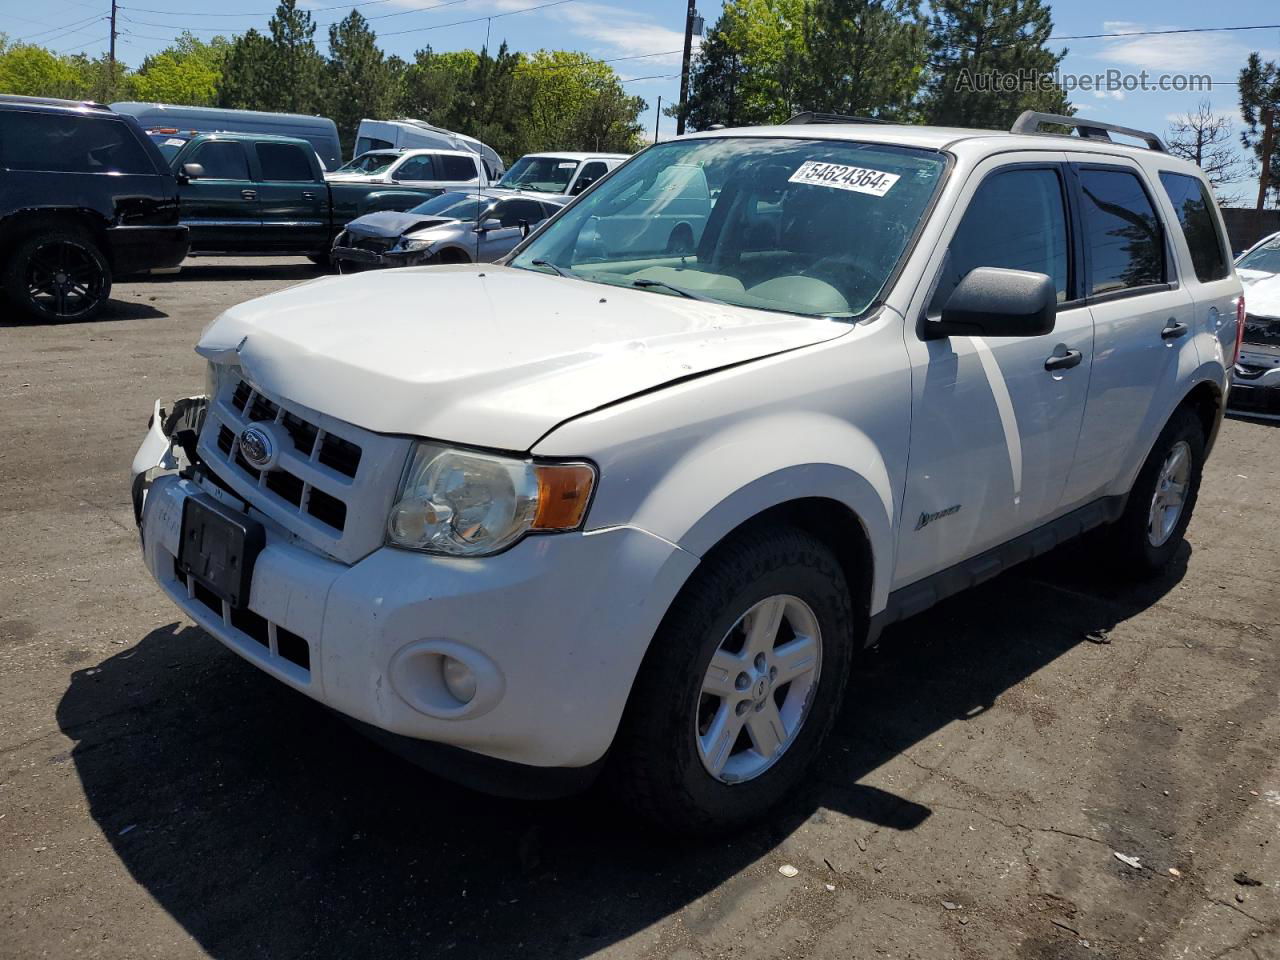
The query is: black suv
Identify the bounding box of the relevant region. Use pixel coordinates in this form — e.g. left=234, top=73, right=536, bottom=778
left=0, top=96, right=189, bottom=321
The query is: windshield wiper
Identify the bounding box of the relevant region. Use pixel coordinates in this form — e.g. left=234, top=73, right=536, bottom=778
left=530, top=259, right=575, bottom=278
left=630, top=277, right=724, bottom=303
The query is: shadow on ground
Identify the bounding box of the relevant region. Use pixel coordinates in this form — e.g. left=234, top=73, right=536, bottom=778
left=58, top=541, right=1187, bottom=959
left=1, top=299, right=168, bottom=328
left=134, top=261, right=326, bottom=284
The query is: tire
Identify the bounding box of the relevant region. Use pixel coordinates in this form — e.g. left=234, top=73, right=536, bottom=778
left=2, top=228, right=112, bottom=322
left=1104, top=406, right=1205, bottom=576
left=610, top=525, right=855, bottom=833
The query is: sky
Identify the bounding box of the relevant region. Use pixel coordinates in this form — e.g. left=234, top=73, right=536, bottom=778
left=4, top=0, right=1280, bottom=199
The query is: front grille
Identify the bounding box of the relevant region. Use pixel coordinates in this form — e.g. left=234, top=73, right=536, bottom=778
left=209, top=378, right=360, bottom=533
left=196, top=368, right=414, bottom=565
left=350, top=234, right=395, bottom=254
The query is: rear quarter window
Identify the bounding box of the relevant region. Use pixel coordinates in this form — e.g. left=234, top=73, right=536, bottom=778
left=1158, top=171, right=1229, bottom=282
left=438, top=154, right=478, bottom=181
left=0, top=110, right=155, bottom=174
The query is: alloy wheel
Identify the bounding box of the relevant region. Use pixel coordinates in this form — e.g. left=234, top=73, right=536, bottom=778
left=24, top=240, right=107, bottom=319
left=1148, top=440, right=1191, bottom=547
left=695, top=594, right=823, bottom=784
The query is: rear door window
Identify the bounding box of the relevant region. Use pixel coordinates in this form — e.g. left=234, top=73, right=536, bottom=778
left=0, top=110, right=154, bottom=174
left=931, top=167, right=1072, bottom=312
left=256, top=142, right=313, bottom=182
left=190, top=140, right=250, bottom=180
left=1158, top=172, right=1229, bottom=282
left=1078, top=168, right=1166, bottom=294
left=395, top=155, right=435, bottom=181
left=438, top=154, right=478, bottom=181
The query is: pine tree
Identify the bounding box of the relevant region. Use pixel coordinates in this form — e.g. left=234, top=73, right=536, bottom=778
left=267, top=0, right=324, bottom=115
left=797, top=0, right=926, bottom=121
left=680, top=25, right=751, bottom=131
left=326, top=12, right=396, bottom=154
left=1239, top=53, right=1280, bottom=212
left=924, top=0, right=1070, bottom=130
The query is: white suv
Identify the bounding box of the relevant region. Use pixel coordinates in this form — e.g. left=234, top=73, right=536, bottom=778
left=132, top=112, right=1244, bottom=830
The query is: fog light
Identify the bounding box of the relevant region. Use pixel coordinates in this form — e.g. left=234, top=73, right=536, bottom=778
left=442, top=656, right=477, bottom=704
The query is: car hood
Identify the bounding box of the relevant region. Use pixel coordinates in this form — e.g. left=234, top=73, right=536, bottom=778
left=1246, top=272, right=1280, bottom=318
left=1239, top=267, right=1277, bottom=288
left=345, top=210, right=460, bottom=238
left=197, top=264, right=850, bottom=450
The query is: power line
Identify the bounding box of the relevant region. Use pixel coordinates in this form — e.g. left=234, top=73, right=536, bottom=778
left=1049, top=23, right=1280, bottom=41
left=56, top=33, right=110, bottom=54
left=380, top=0, right=579, bottom=38
left=119, top=0, right=472, bottom=26
left=13, top=11, right=109, bottom=43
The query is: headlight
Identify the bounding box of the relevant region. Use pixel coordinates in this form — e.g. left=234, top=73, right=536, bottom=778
left=386, top=443, right=596, bottom=556
left=394, top=237, right=433, bottom=253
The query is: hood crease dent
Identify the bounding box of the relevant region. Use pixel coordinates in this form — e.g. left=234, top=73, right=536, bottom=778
left=199, top=264, right=850, bottom=451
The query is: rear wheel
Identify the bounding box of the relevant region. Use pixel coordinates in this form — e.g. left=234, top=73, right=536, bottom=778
left=610, top=526, right=855, bottom=832
left=3, top=228, right=112, bottom=322
left=1105, top=406, right=1205, bottom=575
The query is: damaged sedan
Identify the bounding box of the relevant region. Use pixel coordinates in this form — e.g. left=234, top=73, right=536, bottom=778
left=331, top=190, right=567, bottom=271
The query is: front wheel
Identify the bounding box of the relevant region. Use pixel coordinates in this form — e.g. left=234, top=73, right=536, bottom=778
left=610, top=526, right=855, bottom=832
left=1104, top=406, right=1205, bottom=575
left=3, top=229, right=112, bottom=322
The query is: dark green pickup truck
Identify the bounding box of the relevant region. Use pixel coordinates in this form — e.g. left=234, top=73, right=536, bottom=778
left=166, top=132, right=442, bottom=259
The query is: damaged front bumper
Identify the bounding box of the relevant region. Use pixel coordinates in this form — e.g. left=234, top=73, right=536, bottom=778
left=331, top=244, right=431, bottom=271
left=129, top=395, right=208, bottom=527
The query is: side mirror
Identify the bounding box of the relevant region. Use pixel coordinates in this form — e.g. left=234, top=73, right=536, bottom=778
left=476, top=218, right=503, bottom=233
left=178, top=162, right=205, bottom=182
left=571, top=176, right=595, bottom=196
left=927, top=266, right=1056, bottom=339
left=519, top=220, right=531, bottom=238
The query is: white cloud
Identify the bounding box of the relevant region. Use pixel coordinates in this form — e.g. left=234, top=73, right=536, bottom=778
left=1087, top=21, right=1269, bottom=73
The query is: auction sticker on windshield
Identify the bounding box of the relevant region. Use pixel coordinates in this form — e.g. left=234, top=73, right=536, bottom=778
left=788, top=161, right=900, bottom=197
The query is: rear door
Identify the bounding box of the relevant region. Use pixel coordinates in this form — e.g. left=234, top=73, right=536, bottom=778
left=251, top=140, right=328, bottom=253
left=569, top=159, right=610, bottom=196
left=177, top=139, right=259, bottom=252
left=1059, top=159, right=1197, bottom=506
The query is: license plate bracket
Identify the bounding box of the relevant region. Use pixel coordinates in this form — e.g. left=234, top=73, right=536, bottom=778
left=178, top=495, right=264, bottom=609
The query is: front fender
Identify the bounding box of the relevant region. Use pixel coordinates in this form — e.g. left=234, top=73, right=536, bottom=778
left=604, top=413, right=898, bottom=615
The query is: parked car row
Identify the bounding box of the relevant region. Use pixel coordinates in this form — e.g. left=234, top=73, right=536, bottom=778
left=0, top=94, right=635, bottom=319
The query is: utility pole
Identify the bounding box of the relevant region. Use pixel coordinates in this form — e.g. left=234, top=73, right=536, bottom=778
left=676, top=0, right=700, bottom=135
left=105, top=0, right=118, bottom=102
left=655, top=95, right=661, bottom=142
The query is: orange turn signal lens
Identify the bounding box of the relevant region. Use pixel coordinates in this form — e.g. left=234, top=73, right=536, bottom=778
left=532, top=463, right=596, bottom=531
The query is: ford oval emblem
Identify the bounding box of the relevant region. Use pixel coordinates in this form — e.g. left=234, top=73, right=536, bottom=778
left=238, top=425, right=275, bottom=470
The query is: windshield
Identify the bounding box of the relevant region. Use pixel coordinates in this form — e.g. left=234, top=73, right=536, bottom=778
left=335, top=151, right=399, bottom=175
left=149, top=132, right=191, bottom=162
left=498, top=156, right=579, bottom=193
left=511, top=137, right=946, bottom=318
left=406, top=192, right=491, bottom=222
left=1238, top=237, right=1280, bottom=275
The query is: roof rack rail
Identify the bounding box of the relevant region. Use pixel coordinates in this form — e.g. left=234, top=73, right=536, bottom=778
left=1011, top=110, right=1165, bottom=152
left=784, top=111, right=892, bottom=126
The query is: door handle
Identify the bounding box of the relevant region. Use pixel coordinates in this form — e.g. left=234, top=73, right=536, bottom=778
left=1161, top=319, right=1188, bottom=339
left=301, top=192, right=316, bottom=200
left=1044, top=348, right=1083, bottom=371
left=241, top=189, right=257, bottom=200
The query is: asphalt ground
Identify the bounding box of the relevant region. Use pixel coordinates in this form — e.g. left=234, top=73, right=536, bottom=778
left=2, top=260, right=1278, bottom=960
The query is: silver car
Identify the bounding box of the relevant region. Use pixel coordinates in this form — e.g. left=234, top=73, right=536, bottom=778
left=332, top=190, right=568, bottom=271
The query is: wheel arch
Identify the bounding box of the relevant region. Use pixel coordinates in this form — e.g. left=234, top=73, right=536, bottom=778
left=0, top=208, right=111, bottom=260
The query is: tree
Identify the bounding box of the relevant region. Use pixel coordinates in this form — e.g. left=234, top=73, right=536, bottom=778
left=1166, top=101, right=1246, bottom=205
left=1239, top=53, right=1280, bottom=213
left=924, top=0, right=1071, bottom=129
left=680, top=0, right=808, bottom=130
left=515, top=51, right=645, bottom=153
left=219, top=1, right=324, bottom=114
left=0, top=37, right=91, bottom=99
left=797, top=0, right=926, bottom=121
left=326, top=12, right=397, bottom=154
left=131, top=33, right=229, bottom=106
left=680, top=25, right=750, bottom=131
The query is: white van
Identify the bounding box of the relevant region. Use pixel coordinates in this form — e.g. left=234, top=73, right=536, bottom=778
left=111, top=102, right=342, bottom=169
left=355, top=118, right=505, bottom=179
